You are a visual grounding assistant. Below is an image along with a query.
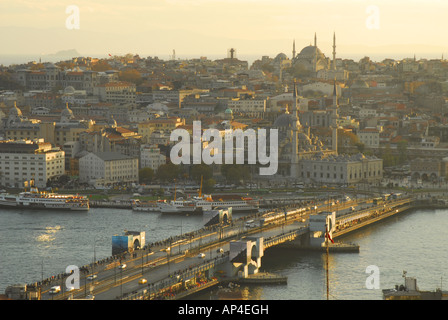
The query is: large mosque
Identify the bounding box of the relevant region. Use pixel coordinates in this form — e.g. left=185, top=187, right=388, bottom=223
left=292, top=33, right=335, bottom=73
left=273, top=81, right=383, bottom=185
left=292, top=33, right=348, bottom=80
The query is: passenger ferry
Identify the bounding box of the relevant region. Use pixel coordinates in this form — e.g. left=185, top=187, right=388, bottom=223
left=0, top=187, right=89, bottom=211
left=131, top=199, right=163, bottom=212
left=159, top=195, right=259, bottom=214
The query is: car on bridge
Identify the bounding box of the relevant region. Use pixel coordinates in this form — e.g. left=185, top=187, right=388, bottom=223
left=119, top=264, right=127, bottom=269
left=49, top=286, right=61, bottom=294
left=138, top=278, right=147, bottom=284
left=197, top=253, right=205, bottom=258
left=87, top=274, right=97, bottom=280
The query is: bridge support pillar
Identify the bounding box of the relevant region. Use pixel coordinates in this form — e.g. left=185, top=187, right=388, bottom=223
left=309, top=211, right=336, bottom=247
left=228, top=237, right=264, bottom=279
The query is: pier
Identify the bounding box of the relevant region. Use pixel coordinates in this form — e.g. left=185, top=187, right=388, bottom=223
left=5, top=194, right=437, bottom=300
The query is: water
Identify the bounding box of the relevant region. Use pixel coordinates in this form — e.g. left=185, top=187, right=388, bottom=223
left=1, top=207, right=447, bottom=299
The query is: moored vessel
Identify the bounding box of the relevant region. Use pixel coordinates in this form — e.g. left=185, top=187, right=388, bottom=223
left=383, top=271, right=448, bottom=300
left=0, top=187, right=89, bottom=211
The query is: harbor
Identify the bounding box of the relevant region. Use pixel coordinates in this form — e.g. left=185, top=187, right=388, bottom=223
left=2, top=191, right=444, bottom=298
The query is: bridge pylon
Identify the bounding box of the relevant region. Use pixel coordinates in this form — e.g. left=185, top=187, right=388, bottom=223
left=309, top=211, right=336, bottom=247
left=228, top=237, right=264, bottom=278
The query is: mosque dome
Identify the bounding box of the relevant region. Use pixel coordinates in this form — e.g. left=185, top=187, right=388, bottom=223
left=273, top=113, right=292, bottom=128
left=64, top=86, right=76, bottom=94
left=298, top=45, right=326, bottom=60
left=224, top=108, right=233, bottom=114
left=274, top=53, right=288, bottom=62
left=61, top=103, right=74, bottom=121
left=9, top=103, right=22, bottom=116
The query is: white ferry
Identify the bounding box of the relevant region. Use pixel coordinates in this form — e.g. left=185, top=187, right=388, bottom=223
left=192, top=195, right=259, bottom=213
left=131, top=199, right=161, bottom=212
left=160, top=195, right=259, bottom=214
left=0, top=187, right=89, bottom=211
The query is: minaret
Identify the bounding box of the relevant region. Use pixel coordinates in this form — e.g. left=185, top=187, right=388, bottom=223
left=331, top=80, right=339, bottom=154
left=290, top=81, right=300, bottom=178
left=332, top=32, right=337, bottom=70
left=314, top=33, right=318, bottom=72
left=292, top=39, right=296, bottom=60
left=332, top=80, right=338, bottom=110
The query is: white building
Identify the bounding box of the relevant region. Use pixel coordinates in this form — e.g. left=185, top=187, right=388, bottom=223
left=93, top=81, right=136, bottom=104
left=227, top=98, right=266, bottom=116
left=358, top=127, right=380, bottom=148
left=140, top=145, right=166, bottom=171
left=0, top=139, right=65, bottom=188
left=79, top=152, right=138, bottom=187
left=301, top=153, right=383, bottom=185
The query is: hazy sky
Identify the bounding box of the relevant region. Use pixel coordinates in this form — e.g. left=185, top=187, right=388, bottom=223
left=1, top=0, right=447, bottom=60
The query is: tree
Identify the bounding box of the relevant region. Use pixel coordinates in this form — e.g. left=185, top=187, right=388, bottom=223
left=221, top=164, right=250, bottom=184
left=397, top=140, right=408, bottom=165
left=155, top=163, right=180, bottom=182
left=202, top=178, right=216, bottom=193
left=119, top=69, right=142, bottom=85
left=190, top=164, right=213, bottom=183
left=139, top=168, right=154, bottom=184
left=91, top=60, right=112, bottom=71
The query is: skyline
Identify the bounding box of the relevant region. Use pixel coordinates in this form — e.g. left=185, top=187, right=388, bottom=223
left=1, top=1, right=448, bottom=62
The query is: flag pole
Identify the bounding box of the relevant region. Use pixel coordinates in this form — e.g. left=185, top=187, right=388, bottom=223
left=326, top=224, right=329, bottom=300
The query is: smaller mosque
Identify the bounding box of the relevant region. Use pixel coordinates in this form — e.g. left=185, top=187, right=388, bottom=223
left=1, top=102, right=95, bottom=146
left=273, top=81, right=383, bottom=185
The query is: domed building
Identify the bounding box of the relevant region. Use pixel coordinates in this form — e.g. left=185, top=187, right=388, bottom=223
left=224, top=107, right=233, bottom=120
left=274, top=83, right=337, bottom=177
left=273, top=83, right=383, bottom=184
left=292, top=33, right=332, bottom=74
left=61, top=103, right=75, bottom=123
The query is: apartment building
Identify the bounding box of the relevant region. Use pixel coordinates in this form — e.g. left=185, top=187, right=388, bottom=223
left=0, top=139, right=65, bottom=188
left=358, top=127, right=380, bottom=148
left=79, top=152, right=138, bottom=187
left=139, top=145, right=166, bottom=170
left=93, top=81, right=136, bottom=104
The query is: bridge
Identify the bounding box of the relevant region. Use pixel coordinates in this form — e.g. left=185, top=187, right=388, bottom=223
left=12, top=194, right=421, bottom=300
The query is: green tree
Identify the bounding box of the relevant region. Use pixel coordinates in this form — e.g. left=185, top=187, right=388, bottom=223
left=139, top=167, right=154, bottom=184
left=221, top=164, right=250, bottom=184
left=397, top=140, right=408, bottom=165
left=156, top=163, right=181, bottom=182
left=190, top=164, right=213, bottom=182
left=202, top=178, right=216, bottom=193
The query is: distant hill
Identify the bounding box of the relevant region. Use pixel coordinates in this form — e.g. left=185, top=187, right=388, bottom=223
left=43, top=49, right=81, bottom=59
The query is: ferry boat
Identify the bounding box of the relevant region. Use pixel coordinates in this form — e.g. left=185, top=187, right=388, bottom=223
left=158, top=177, right=259, bottom=215
left=194, top=195, right=259, bottom=213
left=131, top=199, right=163, bottom=212
left=383, top=271, right=448, bottom=300
left=159, top=194, right=259, bottom=214
left=0, top=187, right=89, bottom=211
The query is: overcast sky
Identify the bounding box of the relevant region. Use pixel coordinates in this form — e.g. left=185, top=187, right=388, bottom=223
left=1, top=0, right=447, bottom=60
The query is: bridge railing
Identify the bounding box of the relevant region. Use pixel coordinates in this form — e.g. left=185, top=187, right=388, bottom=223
left=121, top=254, right=229, bottom=300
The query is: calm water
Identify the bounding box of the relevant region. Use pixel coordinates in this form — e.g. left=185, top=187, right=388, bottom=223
left=1, top=207, right=447, bottom=299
